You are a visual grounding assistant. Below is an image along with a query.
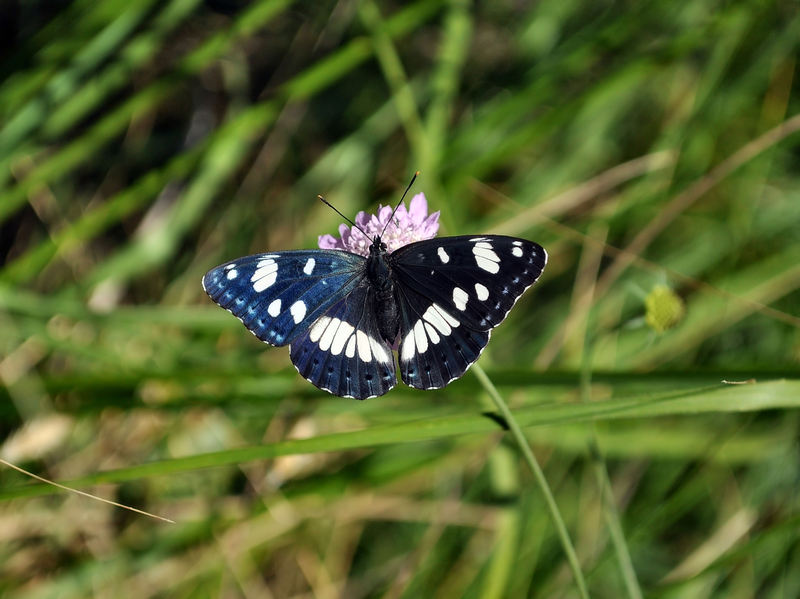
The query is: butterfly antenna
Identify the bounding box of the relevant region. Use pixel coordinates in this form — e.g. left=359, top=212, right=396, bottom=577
left=380, top=171, right=419, bottom=238
left=317, top=195, right=372, bottom=242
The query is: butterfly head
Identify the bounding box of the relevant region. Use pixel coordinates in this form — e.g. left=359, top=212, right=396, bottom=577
left=369, top=235, right=388, bottom=255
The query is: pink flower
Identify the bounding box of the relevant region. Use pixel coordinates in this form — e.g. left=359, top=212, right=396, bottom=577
left=318, top=192, right=439, bottom=256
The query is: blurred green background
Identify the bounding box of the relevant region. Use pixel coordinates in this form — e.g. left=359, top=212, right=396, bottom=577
left=1, top=0, right=800, bottom=597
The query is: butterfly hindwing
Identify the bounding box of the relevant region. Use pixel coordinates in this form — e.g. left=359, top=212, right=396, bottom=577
left=389, top=235, right=547, bottom=389
left=202, top=250, right=365, bottom=346
left=393, top=290, right=491, bottom=389
left=289, top=285, right=396, bottom=399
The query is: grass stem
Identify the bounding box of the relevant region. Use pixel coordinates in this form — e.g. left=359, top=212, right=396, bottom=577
left=472, top=364, right=590, bottom=599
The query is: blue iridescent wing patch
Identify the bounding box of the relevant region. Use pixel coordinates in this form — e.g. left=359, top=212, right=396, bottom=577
left=202, top=250, right=364, bottom=347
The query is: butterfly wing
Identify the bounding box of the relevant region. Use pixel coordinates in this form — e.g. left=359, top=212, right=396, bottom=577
left=289, top=284, right=396, bottom=399
left=393, top=287, right=491, bottom=390
left=202, top=250, right=365, bottom=346
left=389, top=235, right=547, bottom=389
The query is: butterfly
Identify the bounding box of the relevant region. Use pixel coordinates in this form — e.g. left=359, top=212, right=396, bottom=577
left=203, top=232, right=547, bottom=399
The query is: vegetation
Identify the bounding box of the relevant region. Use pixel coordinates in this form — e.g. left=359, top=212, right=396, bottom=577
left=1, top=0, right=799, bottom=597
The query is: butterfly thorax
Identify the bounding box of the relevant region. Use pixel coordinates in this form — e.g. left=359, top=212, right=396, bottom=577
left=366, top=236, right=400, bottom=344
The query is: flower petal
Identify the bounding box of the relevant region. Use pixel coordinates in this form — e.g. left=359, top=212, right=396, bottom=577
left=408, top=193, right=428, bottom=224
left=377, top=205, right=393, bottom=225
left=354, top=210, right=370, bottom=228
left=318, top=234, right=342, bottom=249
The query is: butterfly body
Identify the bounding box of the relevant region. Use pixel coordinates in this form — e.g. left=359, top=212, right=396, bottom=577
left=203, top=234, right=546, bottom=399
left=365, top=237, right=401, bottom=344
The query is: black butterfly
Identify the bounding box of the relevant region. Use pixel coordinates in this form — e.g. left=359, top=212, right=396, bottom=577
left=203, top=232, right=547, bottom=399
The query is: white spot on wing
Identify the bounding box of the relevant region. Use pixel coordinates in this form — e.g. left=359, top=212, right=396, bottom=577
left=369, top=336, right=391, bottom=363
left=473, top=247, right=500, bottom=260
left=226, top=269, right=238, bottom=280
left=474, top=254, right=500, bottom=273
left=356, top=330, right=372, bottom=362
left=253, top=271, right=277, bottom=291
left=319, top=318, right=339, bottom=351
left=309, top=317, right=331, bottom=343
left=268, top=299, right=281, bottom=317
left=473, top=243, right=501, bottom=274
left=422, top=305, right=452, bottom=336
left=474, top=283, right=489, bottom=301
left=512, top=240, right=523, bottom=246
left=224, top=263, right=235, bottom=270
left=330, top=321, right=354, bottom=355
left=290, top=300, right=307, bottom=324
left=423, top=322, right=440, bottom=345
left=414, top=320, right=428, bottom=354
left=252, top=259, right=278, bottom=292
left=303, top=258, right=316, bottom=275
left=345, top=335, right=357, bottom=358
left=437, top=247, right=450, bottom=263
left=434, top=304, right=460, bottom=328
left=512, top=247, right=523, bottom=257
left=453, top=287, right=469, bottom=311
left=256, top=258, right=278, bottom=269
left=400, top=329, right=416, bottom=362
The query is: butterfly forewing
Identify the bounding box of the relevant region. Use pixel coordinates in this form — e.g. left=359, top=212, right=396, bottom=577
left=390, top=235, right=547, bottom=331
left=389, top=235, right=547, bottom=389
left=289, top=285, right=396, bottom=399
left=203, top=250, right=364, bottom=346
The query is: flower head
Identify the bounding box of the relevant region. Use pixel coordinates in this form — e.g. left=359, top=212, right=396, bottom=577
left=644, top=284, right=685, bottom=333
left=318, top=192, right=439, bottom=256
